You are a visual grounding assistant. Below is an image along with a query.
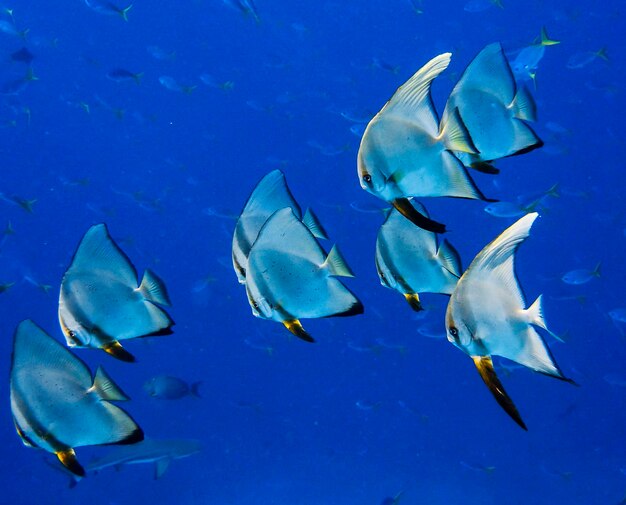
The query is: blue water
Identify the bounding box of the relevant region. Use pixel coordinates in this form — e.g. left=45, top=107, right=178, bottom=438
left=1, top=1, right=624, bottom=503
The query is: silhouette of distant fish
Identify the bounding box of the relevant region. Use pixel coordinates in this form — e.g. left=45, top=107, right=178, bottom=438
left=82, top=438, right=201, bottom=480
left=144, top=375, right=202, bottom=400
left=11, top=47, right=34, bottom=64
left=10, top=320, right=143, bottom=476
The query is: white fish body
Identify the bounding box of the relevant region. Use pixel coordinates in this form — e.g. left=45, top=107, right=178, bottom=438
left=445, top=213, right=573, bottom=429
left=443, top=43, right=542, bottom=165
left=357, top=53, right=484, bottom=232
left=59, top=224, right=173, bottom=362
left=375, top=202, right=461, bottom=310
left=10, top=320, right=142, bottom=476
left=245, top=208, right=362, bottom=341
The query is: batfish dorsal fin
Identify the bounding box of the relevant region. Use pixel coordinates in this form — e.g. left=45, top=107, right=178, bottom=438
left=242, top=169, right=301, bottom=219
left=454, top=43, right=515, bottom=106
left=465, top=213, right=539, bottom=307
left=472, top=356, right=527, bottom=431
left=384, top=52, right=451, bottom=133
left=68, top=224, right=137, bottom=286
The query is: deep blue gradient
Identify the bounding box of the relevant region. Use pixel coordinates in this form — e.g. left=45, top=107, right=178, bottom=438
left=1, top=1, right=625, bottom=503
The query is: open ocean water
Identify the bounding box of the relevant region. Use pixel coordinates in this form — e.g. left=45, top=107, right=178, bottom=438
left=0, top=1, right=624, bottom=504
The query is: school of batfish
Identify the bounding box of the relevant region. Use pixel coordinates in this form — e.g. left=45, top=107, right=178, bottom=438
left=10, top=42, right=575, bottom=478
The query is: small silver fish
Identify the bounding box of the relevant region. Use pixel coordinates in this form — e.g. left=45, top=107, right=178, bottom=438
left=84, top=0, right=132, bottom=20
left=144, top=375, right=201, bottom=400
left=561, top=263, right=601, bottom=285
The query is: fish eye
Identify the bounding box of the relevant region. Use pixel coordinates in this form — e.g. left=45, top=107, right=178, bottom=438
left=363, top=174, right=372, bottom=184
left=449, top=327, right=459, bottom=338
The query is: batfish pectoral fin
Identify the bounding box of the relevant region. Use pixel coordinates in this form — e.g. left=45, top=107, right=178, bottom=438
left=102, top=341, right=135, bottom=363
left=392, top=198, right=446, bottom=234
left=403, top=293, right=423, bottom=312
left=56, top=448, right=85, bottom=477
left=472, top=356, right=527, bottom=431
left=283, top=319, right=315, bottom=343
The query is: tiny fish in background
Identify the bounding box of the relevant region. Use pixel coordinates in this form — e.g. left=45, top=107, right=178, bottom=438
left=561, top=263, right=601, bottom=285
left=144, top=375, right=202, bottom=400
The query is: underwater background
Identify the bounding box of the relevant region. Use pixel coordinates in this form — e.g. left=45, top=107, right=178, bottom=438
left=0, top=0, right=624, bottom=503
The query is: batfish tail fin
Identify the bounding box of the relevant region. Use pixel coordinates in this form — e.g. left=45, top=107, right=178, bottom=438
left=322, top=245, right=355, bottom=277
left=91, top=366, right=130, bottom=401
left=139, top=269, right=171, bottom=306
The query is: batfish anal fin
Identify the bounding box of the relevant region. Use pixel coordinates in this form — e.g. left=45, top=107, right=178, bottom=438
left=404, top=293, right=423, bottom=312
left=392, top=198, right=446, bottom=233
left=283, top=319, right=315, bottom=343
left=102, top=341, right=135, bottom=363
left=472, top=355, right=527, bottom=431
left=57, top=448, right=85, bottom=477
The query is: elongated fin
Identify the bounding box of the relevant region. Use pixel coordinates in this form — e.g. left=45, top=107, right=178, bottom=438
left=511, top=86, right=537, bottom=122
left=539, top=26, right=560, bottom=46
left=283, top=319, right=315, bottom=343
left=57, top=449, right=85, bottom=477
left=242, top=170, right=300, bottom=218
left=392, top=198, right=446, bottom=233
left=68, top=224, right=137, bottom=286
left=472, top=356, right=527, bottom=430
left=92, top=366, right=129, bottom=401
left=384, top=53, right=451, bottom=132
left=404, top=293, right=423, bottom=312
left=442, top=108, right=477, bottom=154
left=102, top=341, right=135, bottom=362
left=118, top=4, right=132, bottom=21
left=437, top=239, right=462, bottom=277
left=592, top=262, right=601, bottom=277
left=322, top=245, right=355, bottom=277
left=470, top=213, right=538, bottom=280
left=138, top=269, right=171, bottom=306
left=302, top=208, right=328, bottom=240
left=155, top=458, right=172, bottom=479
left=596, top=47, right=609, bottom=61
